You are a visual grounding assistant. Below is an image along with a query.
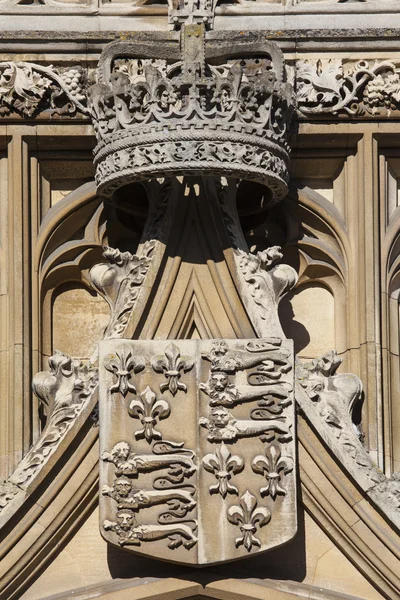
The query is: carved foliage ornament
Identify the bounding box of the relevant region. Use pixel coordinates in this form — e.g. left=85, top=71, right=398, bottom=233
left=296, top=351, right=400, bottom=527
left=296, top=59, right=400, bottom=117
left=99, top=339, right=296, bottom=565
left=89, top=241, right=156, bottom=340
left=2, top=57, right=400, bottom=122
left=296, top=352, right=382, bottom=484
left=0, top=62, right=89, bottom=117
left=10, top=351, right=98, bottom=488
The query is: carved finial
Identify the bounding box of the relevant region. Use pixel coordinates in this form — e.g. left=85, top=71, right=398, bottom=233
left=168, top=0, right=217, bottom=31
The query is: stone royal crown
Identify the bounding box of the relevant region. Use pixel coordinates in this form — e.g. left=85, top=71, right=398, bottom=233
left=89, top=24, right=294, bottom=201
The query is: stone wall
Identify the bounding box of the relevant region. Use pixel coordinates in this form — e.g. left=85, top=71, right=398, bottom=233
left=0, top=4, right=399, bottom=600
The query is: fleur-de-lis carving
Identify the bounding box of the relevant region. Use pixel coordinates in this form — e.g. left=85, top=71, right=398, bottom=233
left=151, top=343, right=194, bottom=396
left=252, top=445, right=293, bottom=500
left=202, top=442, right=244, bottom=498
left=227, top=490, right=270, bottom=552
left=128, top=386, right=170, bottom=443
left=104, top=344, right=145, bottom=397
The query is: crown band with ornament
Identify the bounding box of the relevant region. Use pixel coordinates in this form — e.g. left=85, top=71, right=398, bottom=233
left=89, top=27, right=294, bottom=202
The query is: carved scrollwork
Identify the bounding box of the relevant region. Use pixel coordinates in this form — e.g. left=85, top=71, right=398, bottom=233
left=202, top=442, right=244, bottom=498
left=296, top=59, right=400, bottom=117
left=89, top=241, right=156, bottom=339
left=227, top=490, right=271, bottom=552
left=151, top=342, right=194, bottom=396
left=0, top=62, right=89, bottom=117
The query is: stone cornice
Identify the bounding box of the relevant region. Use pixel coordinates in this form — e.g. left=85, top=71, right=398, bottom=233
left=1, top=0, right=400, bottom=17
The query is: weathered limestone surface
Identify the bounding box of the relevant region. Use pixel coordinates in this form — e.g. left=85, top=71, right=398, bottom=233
left=0, top=0, right=400, bottom=599
left=99, top=339, right=295, bottom=564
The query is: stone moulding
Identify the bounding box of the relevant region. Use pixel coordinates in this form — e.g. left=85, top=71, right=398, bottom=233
left=2, top=0, right=400, bottom=17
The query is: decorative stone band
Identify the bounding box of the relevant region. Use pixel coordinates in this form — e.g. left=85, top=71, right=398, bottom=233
left=1, top=58, right=400, bottom=123
left=93, top=129, right=290, bottom=200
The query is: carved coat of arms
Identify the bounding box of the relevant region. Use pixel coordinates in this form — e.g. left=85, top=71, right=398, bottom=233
left=99, top=338, right=296, bottom=565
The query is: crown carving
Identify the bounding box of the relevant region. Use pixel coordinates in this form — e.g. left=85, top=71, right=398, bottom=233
left=89, top=27, right=294, bottom=202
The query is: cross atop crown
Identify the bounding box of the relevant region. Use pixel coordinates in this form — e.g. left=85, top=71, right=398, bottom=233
left=168, top=0, right=218, bottom=30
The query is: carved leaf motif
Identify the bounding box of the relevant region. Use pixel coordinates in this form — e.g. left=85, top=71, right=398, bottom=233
left=90, top=241, right=155, bottom=339
left=0, top=481, right=19, bottom=512
left=373, top=473, right=400, bottom=509
left=296, top=60, right=343, bottom=105
left=0, top=61, right=88, bottom=117
left=295, top=351, right=393, bottom=495
left=227, top=490, right=271, bottom=552
left=296, top=58, right=400, bottom=116
left=237, top=246, right=298, bottom=323
left=0, top=62, right=51, bottom=116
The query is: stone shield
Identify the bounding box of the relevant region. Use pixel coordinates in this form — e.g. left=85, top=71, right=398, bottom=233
left=99, top=338, right=296, bottom=565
